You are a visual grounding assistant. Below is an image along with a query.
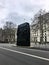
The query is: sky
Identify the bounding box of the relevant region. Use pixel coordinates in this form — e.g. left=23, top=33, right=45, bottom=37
left=0, top=0, right=49, bottom=28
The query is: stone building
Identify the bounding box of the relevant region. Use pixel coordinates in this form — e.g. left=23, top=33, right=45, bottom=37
left=0, top=28, right=17, bottom=43
left=31, top=13, right=49, bottom=44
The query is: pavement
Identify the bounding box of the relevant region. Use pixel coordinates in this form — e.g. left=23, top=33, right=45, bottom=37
left=30, top=43, right=49, bottom=51
left=0, top=43, right=49, bottom=65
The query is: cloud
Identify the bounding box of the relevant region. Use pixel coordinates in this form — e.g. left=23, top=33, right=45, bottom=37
left=0, top=0, right=49, bottom=28
left=3, top=12, right=31, bottom=25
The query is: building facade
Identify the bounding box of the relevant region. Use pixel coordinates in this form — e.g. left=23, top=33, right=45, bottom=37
left=31, top=13, right=49, bottom=44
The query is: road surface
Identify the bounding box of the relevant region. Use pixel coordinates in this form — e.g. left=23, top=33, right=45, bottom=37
left=0, top=43, right=49, bottom=65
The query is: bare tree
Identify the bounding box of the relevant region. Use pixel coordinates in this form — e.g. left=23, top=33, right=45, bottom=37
left=3, top=21, right=16, bottom=43
left=31, top=9, right=47, bottom=44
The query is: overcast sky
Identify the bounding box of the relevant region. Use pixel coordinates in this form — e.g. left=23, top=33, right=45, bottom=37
left=0, top=0, right=49, bottom=28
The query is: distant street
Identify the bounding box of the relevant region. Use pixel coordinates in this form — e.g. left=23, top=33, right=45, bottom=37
left=0, top=43, right=49, bottom=65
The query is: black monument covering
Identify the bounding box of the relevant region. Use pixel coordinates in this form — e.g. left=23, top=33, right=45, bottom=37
left=17, top=22, right=30, bottom=46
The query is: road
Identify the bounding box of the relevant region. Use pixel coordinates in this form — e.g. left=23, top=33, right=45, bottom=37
left=0, top=44, right=49, bottom=65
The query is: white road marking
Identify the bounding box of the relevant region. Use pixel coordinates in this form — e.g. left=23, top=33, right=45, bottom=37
left=0, top=47, right=49, bottom=61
